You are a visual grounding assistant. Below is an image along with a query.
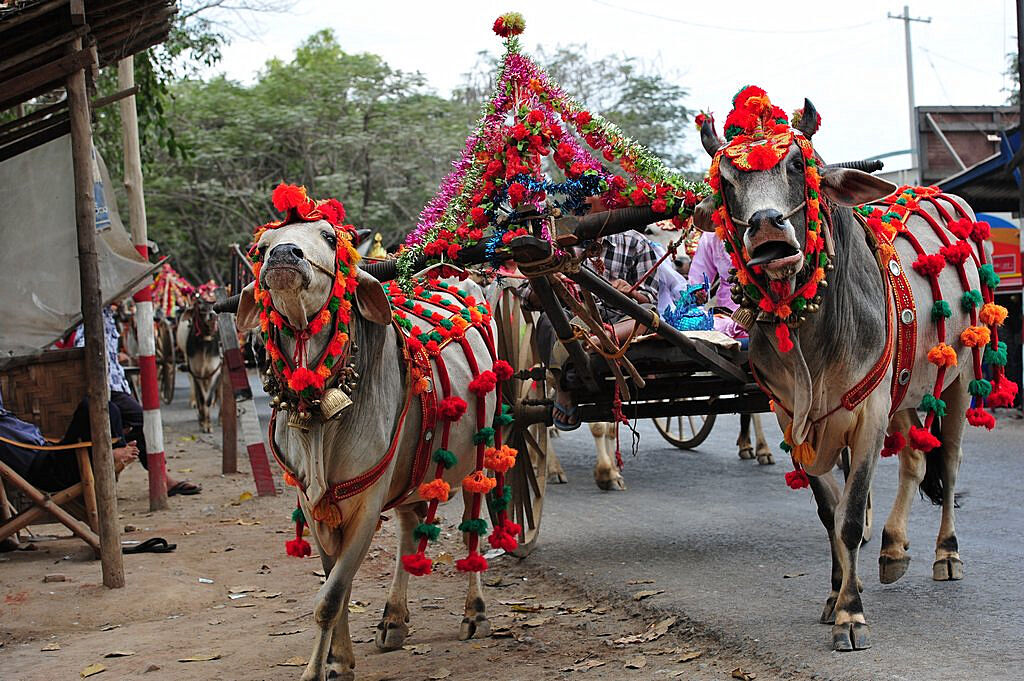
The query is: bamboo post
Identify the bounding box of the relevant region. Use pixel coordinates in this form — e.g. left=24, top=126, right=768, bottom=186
left=66, top=37, right=124, bottom=588
left=118, top=56, right=168, bottom=511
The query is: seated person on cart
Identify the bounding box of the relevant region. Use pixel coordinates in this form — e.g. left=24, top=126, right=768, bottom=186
left=688, top=231, right=748, bottom=343
left=521, top=196, right=660, bottom=431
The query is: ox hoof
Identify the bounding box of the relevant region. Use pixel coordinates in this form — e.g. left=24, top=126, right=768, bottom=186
left=932, top=557, right=964, bottom=581
left=459, top=614, right=491, bottom=641
left=878, top=555, right=910, bottom=584
left=832, top=622, right=871, bottom=651
left=325, top=664, right=354, bottom=681
left=738, top=446, right=755, bottom=460
left=374, top=620, right=409, bottom=651
left=819, top=595, right=837, bottom=624
left=548, top=470, right=569, bottom=484
left=595, top=476, right=626, bottom=491
left=756, top=451, right=775, bottom=465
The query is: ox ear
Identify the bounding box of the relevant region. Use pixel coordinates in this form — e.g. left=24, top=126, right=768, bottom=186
left=354, top=269, right=392, bottom=326
left=692, top=194, right=718, bottom=232
left=236, top=282, right=259, bottom=331
left=819, top=167, right=897, bottom=207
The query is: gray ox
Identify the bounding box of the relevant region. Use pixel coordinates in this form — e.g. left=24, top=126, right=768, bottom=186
left=235, top=220, right=495, bottom=681
left=176, top=298, right=222, bottom=433
left=695, top=102, right=975, bottom=651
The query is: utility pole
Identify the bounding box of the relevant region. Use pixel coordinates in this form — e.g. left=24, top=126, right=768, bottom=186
left=888, top=5, right=931, bottom=184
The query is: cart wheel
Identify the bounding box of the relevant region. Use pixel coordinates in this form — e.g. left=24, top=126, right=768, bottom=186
left=493, top=286, right=549, bottom=557
left=840, top=450, right=873, bottom=545
left=156, top=321, right=176, bottom=404
left=652, top=410, right=717, bottom=449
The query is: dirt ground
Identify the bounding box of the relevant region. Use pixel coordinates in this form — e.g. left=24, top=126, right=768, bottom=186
left=1, top=420, right=779, bottom=681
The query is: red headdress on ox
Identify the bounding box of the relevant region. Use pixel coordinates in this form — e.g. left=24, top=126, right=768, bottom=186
left=249, top=183, right=362, bottom=425
left=705, top=86, right=829, bottom=356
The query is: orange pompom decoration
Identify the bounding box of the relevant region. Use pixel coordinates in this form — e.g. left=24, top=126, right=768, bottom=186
left=312, top=499, right=342, bottom=528
left=960, top=325, right=991, bottom=348
left=483, top=445, right=518, bottom=473
left=418, top=478, right=451, bottom=502
left=927, top=343, right=958, bottom=368
left=979, top=303, right=1008, bottom=326
left=462, top=471, right=497, bottom=494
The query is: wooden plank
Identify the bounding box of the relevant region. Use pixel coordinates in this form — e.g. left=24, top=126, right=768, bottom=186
left=0, top=118, right=70, bottom=164
left=0, top=110, right=69, bottom=149
left=0, top=460, right=100, bottom=551
left=0, top=47, right=93, bottom=112
left=578, top=393, right=771, bottom=423
left=69, top=0, right=84, bottom=24
left=0, top=100, right=66, bottom=136
left=66, top=37, right=124, bottom=587
left=76, top=447, right=99, bottom=534
left=0, top=25, right=87, bottom=76
left=0, top=0, right=69, bottom=35
left=91, top=84, right=138, bottom=109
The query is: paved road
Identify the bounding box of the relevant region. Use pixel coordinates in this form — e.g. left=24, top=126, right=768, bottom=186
left=530, top=414, right=1024, bottom=681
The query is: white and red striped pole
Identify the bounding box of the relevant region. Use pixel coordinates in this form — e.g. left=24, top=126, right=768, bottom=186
left=119, top=57, right=168, bottom=511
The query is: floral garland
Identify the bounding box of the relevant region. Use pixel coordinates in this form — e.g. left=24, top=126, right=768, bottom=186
left=707, top=86, right=828, bottom=352
left=398, top=13, right=709, bottom=282
left=250, top=183, right=360, bottom=416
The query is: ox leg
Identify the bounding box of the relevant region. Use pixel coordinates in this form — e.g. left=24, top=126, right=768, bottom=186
left=458, top=489, right=490, bottom=641
left=547, top=449, right=568, bottom=484
left=752, top=414, right=774, bottom=465
left=302, top=513, right=380, bottom=681
left=737, top=414, right=755, bottom=460
left=830, top=427, right=883, bottom=652
left=808, top=470, right=843, bottom=624
left=933, top=378, right=967, bottom=581
left=591, top=422, right=625, bottom=491
left=375, top=503, right=424, bottom=650
left=879, top=411, right=923, bottom=584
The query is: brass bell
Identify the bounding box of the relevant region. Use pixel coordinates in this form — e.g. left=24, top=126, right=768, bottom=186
left=320, top=387, right=353, bottom=420
left=732, top=307, right=755, bottom=331
left=288, top=410, right=313, bottom=431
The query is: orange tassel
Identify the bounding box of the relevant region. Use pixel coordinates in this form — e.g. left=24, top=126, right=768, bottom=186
left=927, top=343, right=958, bottom=368
left=312, top=499, right=342, bottom=528
left=418, top=478, right=451, bottom=502
left=462, top=471, right=497, bottom=494
left=960, top=325, right=991, bottom=348
left=283, top=471, right=299, bottom=488
left=979, top=303, right=1008, bottom=327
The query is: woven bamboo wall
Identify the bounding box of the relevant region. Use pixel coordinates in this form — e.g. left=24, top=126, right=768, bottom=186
left=0, top=349, right=88, bottom=439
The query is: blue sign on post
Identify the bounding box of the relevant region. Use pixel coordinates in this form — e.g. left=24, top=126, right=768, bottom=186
left=91, top=146, right=111, bottom=232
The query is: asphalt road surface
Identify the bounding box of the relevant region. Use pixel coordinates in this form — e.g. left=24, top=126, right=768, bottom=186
left=532, top=414, right=1024, bottom=681
left=228, top=369, right=1023, bottom=681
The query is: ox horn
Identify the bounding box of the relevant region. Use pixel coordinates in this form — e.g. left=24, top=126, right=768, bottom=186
left=794, top=98, right=820, bottom=138
left=700, top=118, right=722, bottom=157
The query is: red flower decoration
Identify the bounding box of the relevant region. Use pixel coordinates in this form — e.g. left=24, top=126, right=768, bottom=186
left=577, top=111, right=592, bottom=126
left=507, top=182, right=528, bottom=207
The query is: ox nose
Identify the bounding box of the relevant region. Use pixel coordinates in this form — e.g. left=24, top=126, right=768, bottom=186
left=269, top=243, right=305, bottom=262
left=746, top=209, right=786, bottom=236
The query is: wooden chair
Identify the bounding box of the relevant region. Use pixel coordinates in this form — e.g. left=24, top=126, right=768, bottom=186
left=0, top=349, right=104, bottom=555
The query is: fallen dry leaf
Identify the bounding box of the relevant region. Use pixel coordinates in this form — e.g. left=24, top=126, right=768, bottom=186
left=179, top=653, right=221, bottom=662
left=403, top=643, right=432, bottom=655
left=269, top=629, right=304, bottom=637
left=624, top=655, right=647, bottom=669
left=626, top=579, right=655, bottom=585
left=565, top=659, right=607, bottom=672
left=676, top=650, right=702, bottom=663
left=260, top=592, right=282, bottom=599
left=783, top=572, right=806, bottom=579
left=435, top=551, right=454, bottom=565
left=232, top=603, right=256, bottom=608
left=632, top=589, right=664, bottom=601
left=80, top=663, right=105, bottom=677
left=228, top=586, right=256, bottom=594
left=235, top=518, right=260, bottom=526
left=429, top=668, right=452, bottom=680
left=348, top=604, right=366, bottom=613
left=731, top=668, right=757, bottom=680
left=614, top=616, right=677, bottom=645
left=238, top=491, right=253, bottom=502
left=510, top=604, right=542, bottom=613
left=520, top=616, right=549, bottom=628
left=99, top=624, right=120, bottom=632
left=278, top=656, right=306, bottom=667
left=40, top=642, right=60, bottom=651
left=104, top=650, right=135, bottom=658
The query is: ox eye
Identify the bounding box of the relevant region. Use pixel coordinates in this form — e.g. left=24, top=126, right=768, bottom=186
left=789, top=156, right=804, bottom=172
left=321, top=230, right=337, bottom=247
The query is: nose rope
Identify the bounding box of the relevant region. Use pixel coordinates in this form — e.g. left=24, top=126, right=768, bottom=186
left=730, top=200, right=807, bottom=228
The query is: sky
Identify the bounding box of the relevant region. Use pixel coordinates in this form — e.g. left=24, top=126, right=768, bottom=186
left=205, top=0, right=1016, bottom=173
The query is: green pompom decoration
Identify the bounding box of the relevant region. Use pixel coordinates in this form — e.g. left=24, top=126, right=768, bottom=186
left=458, top=518, right=489, bottom=536
left=779, top=440, right=792, bottom=453
left=960, top=289, right=983, bottom=312
left=978, top=264, right=1000, bottom=289
left=919, top=393, right=947, bottom=418
left=968, top=379, right=992, bottom=398
left=473, top=427, right=496, bottom=445
left=931, top=300, right=951, bottom=321
left=488, top=485, right=513, bottom=513
left=291, top=507, right=304, bottom=524
left=432, top=448, right=457, bottom=469
left=413, top=522, right=441, bottom=542
left=984, top=341, right=1008, bottom=367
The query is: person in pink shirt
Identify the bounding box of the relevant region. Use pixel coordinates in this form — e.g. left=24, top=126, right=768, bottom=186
left=687, top=231, right=747, bottom=339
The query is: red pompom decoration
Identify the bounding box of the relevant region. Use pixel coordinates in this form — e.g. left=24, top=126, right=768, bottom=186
left=318, top=198, right=346, bottom=226
left=455, top=551, right=489, bottom=573
left=939, top=241, right=973, bottom=265
left=746, top=143, right=783, bottom=171
left=401, top=552, right=433, bottom=576
left=966, top=407, right=996, bottom=430
left=948, top=217, right=973, bottom=240
left=468, top=371, right=498, bottom=396
left=439, top=396, right=468, bottom=421
left=912, top=253, right=946, bottom=278
left=493, top=360, right=514, bottom=382
left=487, top=528, right=518, bottom=553
left=285, top=538, right=311, bottom=558
left=987, top=375, right=1019, bottom=408
left=881, top=431, right=906, bottom=457
left=272, top=183, right=309, bottom=212
left=785, top=469, right=810, bottom=489
left=908, top=425, right=941, bottom=452
left=775, top=323, right=794, bottom=353
left=971, top=221, right=991, bottom=241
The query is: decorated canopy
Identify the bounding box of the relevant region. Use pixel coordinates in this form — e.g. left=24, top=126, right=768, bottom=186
left=151, top=263, right=195, bottom=317
left=398, top=12, right=708, bottom=279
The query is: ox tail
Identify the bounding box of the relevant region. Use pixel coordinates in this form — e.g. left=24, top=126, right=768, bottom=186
left=919, top=418, right=945, bottom=506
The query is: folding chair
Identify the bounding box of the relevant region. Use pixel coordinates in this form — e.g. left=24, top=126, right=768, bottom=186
left=0, top=349, right=112, bottom=556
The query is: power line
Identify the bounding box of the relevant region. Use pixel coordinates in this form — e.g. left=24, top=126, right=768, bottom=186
left=590, top=0, right=878, bottom=35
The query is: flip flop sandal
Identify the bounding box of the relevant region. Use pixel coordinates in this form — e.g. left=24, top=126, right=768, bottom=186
left=122, top=537, right=177, bottom=554
left=552, top=402, right=581, bottom=432
left=168, top=481, right=202, bottom=496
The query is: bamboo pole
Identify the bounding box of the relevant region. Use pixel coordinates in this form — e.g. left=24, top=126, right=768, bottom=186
left=118, top=56, right=168, bottom=511
left=66, top=37, right=124, bottom=588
